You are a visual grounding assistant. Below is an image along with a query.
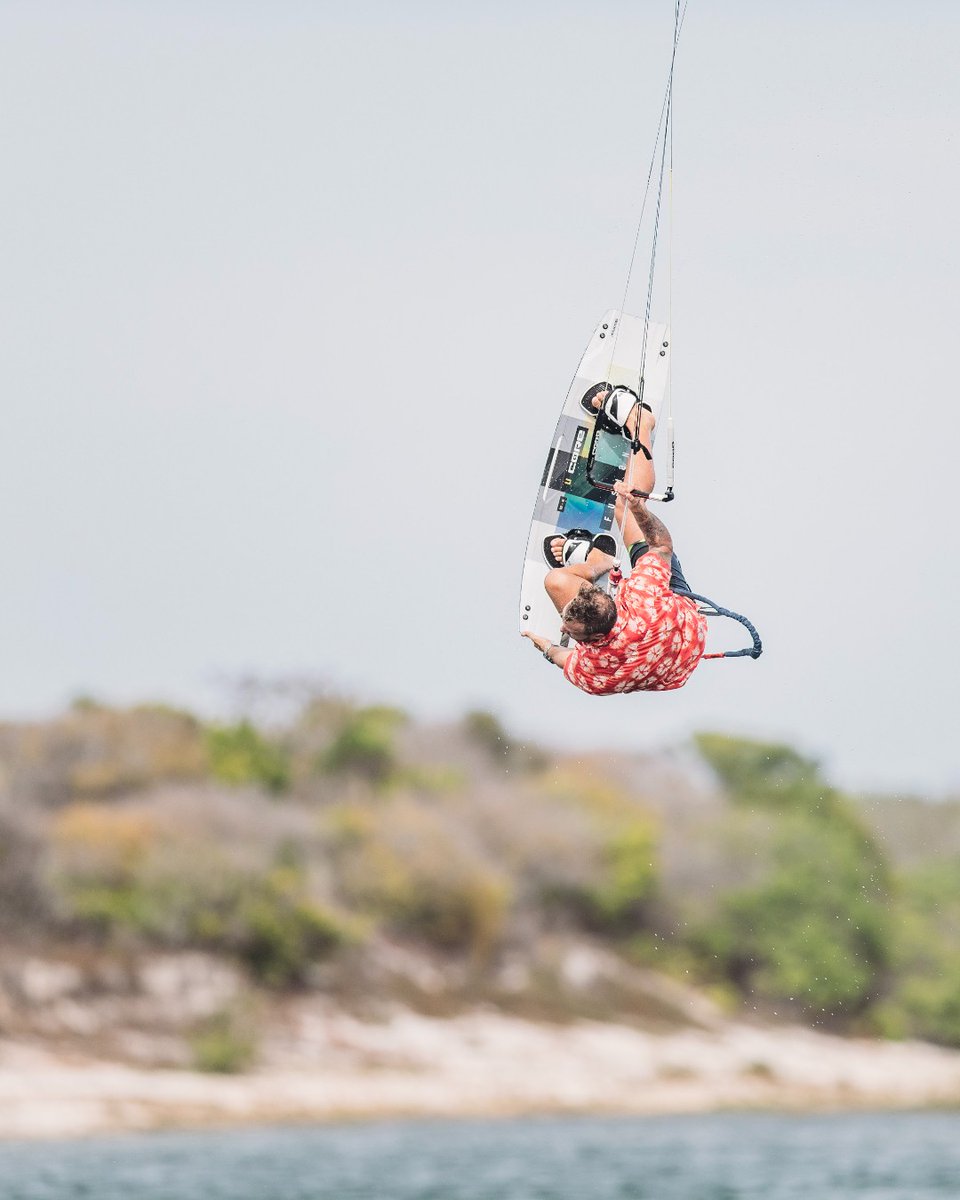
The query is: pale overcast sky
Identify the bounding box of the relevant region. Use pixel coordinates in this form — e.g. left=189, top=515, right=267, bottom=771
left=1, top=1, right=957, bottom=795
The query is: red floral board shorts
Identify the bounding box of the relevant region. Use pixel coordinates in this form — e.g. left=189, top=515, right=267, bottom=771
left=562, top=553, right=707, bottom=695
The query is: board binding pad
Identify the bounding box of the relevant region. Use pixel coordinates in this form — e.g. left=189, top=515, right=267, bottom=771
left=519, top=310, right=670, bottom=643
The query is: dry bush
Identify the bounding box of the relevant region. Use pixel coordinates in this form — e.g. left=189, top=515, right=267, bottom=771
left=0, top=704, right=208, bottom=807
left=327, top=794, right=510, bottom=962
left=52, top=802, right=158, bottom=885
left=0, top=801, right=51, bottom=928
left=855, top=795, right=960, bottom=868
left=48, top=788, right=355, bottom=985
left=323, top=758, right=661, bottom=963
left=459, top=710, right=548, bottom=773
left=533, top=765, right=659, bottom=929
left=460, top=782, right=602, bottom=920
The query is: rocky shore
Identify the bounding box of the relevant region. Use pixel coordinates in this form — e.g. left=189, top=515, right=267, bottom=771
left=2, top=945, right=959, bottom=1139
left=4, top=1000, right=960, bottom=1138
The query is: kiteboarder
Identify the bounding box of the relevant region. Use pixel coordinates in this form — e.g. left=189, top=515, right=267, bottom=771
left=517, top=0, right=761, bottom=674
left=522, top=403, right=707, bottom=694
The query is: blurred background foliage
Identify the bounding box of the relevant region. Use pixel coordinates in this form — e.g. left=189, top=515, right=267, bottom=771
left=689, top=734, right=892, bottom=1020
left=1, top=693, right=958, bottom=1044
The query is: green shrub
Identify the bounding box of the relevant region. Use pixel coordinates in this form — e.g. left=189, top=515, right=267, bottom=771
left=207, top=721, right=291, bottom=794
left=462, top=710, right=547, bottom=773
left=871, top=860, right=960, bottom=1046
left=64, top=867, right=353, bottom=986
left=190, top=1007, right=258, bottom=1074
left=68, top=883, right=156, bottom=933
left=227, top=868, right=352, bottom=987
left=690, top=736, right=892, bottom=1019
left=700, top=825, right=889, bottom=1014
left=880, top=966, right=960, bottom=1046
left=695, top=734, right=819, bottom=806
left=397, top=764, right=467, bottom=794
left=589, top=820, right=658, bottom=926
left=321, top=706, right=407, bottom=786
left=52, top=803, right=354, bottom=983
left=540, top=768, right=659, bottom=932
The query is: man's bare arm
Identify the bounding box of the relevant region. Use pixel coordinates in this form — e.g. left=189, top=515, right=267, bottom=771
left=613, top=482, right=673, bottom=562
left=521, top=631, right=573, bottom=669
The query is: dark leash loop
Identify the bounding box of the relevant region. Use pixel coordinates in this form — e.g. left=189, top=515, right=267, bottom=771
left=685, top=592, right=763, bottom=660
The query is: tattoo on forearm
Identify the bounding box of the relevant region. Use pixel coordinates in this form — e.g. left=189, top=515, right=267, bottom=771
left=632, top=503, right=671, bottom=549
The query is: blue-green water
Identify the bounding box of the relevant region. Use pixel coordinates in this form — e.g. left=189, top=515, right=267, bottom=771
left=1, top=1112, right=958, bottom=1199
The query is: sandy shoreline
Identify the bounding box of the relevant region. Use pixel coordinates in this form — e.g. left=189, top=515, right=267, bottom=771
left=4, top=1007, right=960, bottom=1139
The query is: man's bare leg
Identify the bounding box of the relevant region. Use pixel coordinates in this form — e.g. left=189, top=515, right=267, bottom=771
left=543, top=547, right=616, bottom=614
left=613, top=403, right=657, bottom=546
left=591, top=390, right=655, bottom=489
left=625, top=404, right=656, bottom=494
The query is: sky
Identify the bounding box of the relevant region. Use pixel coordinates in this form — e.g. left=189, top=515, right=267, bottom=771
left=1, top=1, right=958, bottom=796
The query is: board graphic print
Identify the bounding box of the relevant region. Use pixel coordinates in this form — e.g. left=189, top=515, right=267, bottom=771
left=519, top=310, right=671, bottom=643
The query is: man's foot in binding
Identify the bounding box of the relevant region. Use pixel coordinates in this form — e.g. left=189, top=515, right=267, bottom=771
left=581, top=385, right=656, bottom=448
left=543, top=530, right=618, bottom=570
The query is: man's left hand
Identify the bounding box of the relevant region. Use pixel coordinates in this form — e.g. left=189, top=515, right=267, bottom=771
left=521, top=631, right=550, bottom=654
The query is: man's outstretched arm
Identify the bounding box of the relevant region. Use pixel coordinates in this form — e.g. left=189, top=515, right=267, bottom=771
left=521, top=631, right=573, bottom=669
left=613, top=482, right=673, bottom=563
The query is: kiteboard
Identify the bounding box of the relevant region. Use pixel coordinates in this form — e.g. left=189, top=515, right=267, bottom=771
left=519, top=310, right=671, bottom=643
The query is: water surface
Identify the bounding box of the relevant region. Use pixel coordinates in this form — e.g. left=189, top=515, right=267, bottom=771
left=0, top=1111, right=958, bottom=1199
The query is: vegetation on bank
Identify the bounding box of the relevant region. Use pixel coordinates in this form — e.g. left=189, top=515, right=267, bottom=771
left=0, top=692, right=958, bottom=1046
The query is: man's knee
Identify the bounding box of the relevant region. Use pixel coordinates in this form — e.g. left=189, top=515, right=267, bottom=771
left=544, top=567, right=571, bottom=602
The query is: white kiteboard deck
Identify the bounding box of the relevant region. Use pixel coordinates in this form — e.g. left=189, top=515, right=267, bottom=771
left=519, top=310, right=671, bottom=643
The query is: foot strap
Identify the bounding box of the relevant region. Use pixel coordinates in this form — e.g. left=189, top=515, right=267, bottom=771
left=542, top=528, right=592, bottom=569
left=543, top=530, right=618, bottom=569
left=632, top=402, right=654, bottom=458
left=601, top=389, right=655, bottom=455
left=600, top=389, right=652, bottom=434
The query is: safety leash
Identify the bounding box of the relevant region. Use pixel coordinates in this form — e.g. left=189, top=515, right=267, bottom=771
left=686, top=592, right=763, bottom=660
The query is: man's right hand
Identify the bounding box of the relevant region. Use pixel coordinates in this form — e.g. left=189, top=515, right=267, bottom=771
left=614, top=481, right=649, bottom=511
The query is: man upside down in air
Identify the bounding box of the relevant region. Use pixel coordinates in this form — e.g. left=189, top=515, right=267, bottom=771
left=522, top=394, right=707, bottom=694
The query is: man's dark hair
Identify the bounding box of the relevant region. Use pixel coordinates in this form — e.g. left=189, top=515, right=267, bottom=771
left=566, top=584, right=617, bottom=638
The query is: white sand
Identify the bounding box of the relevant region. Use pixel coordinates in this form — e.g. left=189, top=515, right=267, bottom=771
left=3, top=1006, right=960, bottom=1138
